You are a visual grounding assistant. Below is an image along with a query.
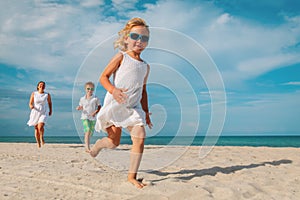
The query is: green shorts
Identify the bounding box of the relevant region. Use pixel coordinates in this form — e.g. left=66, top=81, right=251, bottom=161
left=82, top=119, right=96, bottom=134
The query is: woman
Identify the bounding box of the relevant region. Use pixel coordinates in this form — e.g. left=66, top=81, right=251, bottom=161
left=27, top=81, right=52, bottom=148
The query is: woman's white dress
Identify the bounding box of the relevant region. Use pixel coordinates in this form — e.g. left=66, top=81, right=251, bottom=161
left=95, top=52, right=148, bottom=132
left=27, top=91, right=49, bottom=126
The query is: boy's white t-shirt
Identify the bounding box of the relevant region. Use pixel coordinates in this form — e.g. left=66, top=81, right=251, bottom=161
left=79, top=95, right=100, bottom=120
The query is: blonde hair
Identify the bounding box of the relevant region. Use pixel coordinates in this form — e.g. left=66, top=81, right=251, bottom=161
left=114, top=17, right=149, bottom=51
left=85, top=81, right=95, bottom=88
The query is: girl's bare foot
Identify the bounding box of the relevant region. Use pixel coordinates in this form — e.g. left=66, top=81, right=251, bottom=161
left=85, top=148, right=91, bottom=153
left=128, top=178, right=146, bottom=189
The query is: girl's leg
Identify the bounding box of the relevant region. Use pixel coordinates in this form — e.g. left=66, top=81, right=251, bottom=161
left=38, top=123, right=45, bottom=145
left=34, top=125, right=41, bottom=148
left=90, top=125, right=121, bottom=157
left=127, top=125, right=146, bottom=188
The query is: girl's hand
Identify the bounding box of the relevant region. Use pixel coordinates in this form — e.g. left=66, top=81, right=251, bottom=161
left=112, top=87, right=128, bottom=104
left=76, top=105, right=83, bottom=110
left=91, top=111, right=97, bottom=117
left=146, top=112, right=153, bottom=129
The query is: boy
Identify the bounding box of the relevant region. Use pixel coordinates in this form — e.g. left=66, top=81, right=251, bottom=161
left=77, top=82, right=101, bottom=152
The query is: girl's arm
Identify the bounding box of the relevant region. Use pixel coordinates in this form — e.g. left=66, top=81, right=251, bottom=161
left=91, top=105, right=101, bottom=117
left=96, top=105, right=101, bottom=113
left=48, top=93, right=52, bottom=116
left=100, top=52, right=127, bottom=103
left=29, top=92, right=34, bottom=109
left=140, top=64, right=152, bottom=128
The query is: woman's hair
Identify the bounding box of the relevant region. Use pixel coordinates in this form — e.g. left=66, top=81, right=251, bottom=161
left=85, top=81, right=95, bottom=88
left=114, top=17, right=149, bottom=51
left=36, top=81, right=46, bottom=90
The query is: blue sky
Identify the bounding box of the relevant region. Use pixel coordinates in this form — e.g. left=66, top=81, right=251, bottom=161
left=0, top=0, right=299, bottom=137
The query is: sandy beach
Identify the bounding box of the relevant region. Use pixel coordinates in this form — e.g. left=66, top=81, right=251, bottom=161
left=1, top=143, right=299, bottom=200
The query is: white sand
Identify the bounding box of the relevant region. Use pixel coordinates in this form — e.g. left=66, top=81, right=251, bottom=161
left=1, top=143, right=299, bottom=200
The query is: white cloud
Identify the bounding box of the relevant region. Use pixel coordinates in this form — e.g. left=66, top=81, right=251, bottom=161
left=199, top=90, right=227, bottom=103
left=0, top=1, right=104, bottom=76
left=130, top=0, right=210, bottom=30
left=112, top=0, right=138, bottom=10
left=1, top=0, right=299, bottom=87
left=216, top=13, right=232, bottom=25
left=224, top=91, right=300, bottom=133
left=80, top=0, right=105, bottom=8
left=199, top=10, right=300, bottom=85
left=237, top=53, right=300, bottom=76
left=105, top=0, right=140, bottom=18
left=129, top=1, right=300, bottom=88
left=282, top=81, right=300, bottom=86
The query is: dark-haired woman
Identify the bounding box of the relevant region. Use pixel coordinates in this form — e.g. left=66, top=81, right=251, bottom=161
left=27, top=81, right=52, bottom=148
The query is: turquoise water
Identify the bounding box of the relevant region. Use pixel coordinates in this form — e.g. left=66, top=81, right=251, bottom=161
left=0, top=136, right=300, bottom=147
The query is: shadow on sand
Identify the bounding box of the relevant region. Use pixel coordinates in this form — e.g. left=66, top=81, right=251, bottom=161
left=149, top=159, right=292, bottom=182
left=67, top=145, right=84, bottom=148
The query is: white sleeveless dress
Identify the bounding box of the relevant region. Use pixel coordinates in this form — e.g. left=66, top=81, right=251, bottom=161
left=27, top=91, right=49, bottom=126
left=95, top=52, right=148, bottom=132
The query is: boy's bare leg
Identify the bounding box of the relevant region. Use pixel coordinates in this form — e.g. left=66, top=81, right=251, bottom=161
left=90, top=126, right=121, bottom=157
left=84, top=132, right=91, bottom=152
left=128, top=126, right=146, bottom=188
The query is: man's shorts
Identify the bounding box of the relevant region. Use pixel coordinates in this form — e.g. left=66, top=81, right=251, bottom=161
left=82, top=119, right=96, bottom=134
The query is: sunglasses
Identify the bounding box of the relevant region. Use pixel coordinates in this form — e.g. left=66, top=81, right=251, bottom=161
left=86, top=88, right=94, bottom=91
left=128, top=32, right=149, bottom=42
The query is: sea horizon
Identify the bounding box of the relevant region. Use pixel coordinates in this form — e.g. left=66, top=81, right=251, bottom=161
left=1, top=135, right=300, bottom=148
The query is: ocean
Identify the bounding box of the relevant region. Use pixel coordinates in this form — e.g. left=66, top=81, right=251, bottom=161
left=0, top=136, right=300, bottom=147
